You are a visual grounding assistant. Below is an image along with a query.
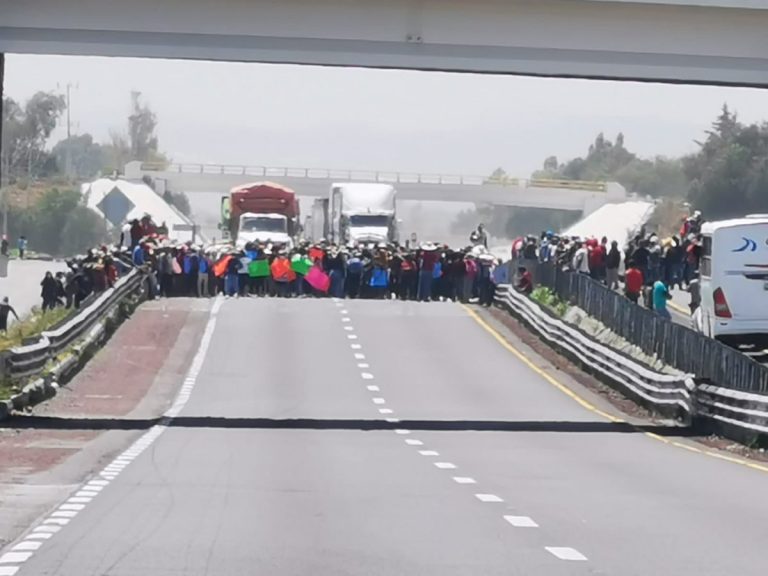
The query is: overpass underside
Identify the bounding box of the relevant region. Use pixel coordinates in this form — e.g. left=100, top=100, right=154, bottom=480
left=1, top=0, right=768, bottom=86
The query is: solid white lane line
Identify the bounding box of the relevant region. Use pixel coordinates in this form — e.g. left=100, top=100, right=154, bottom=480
left=419, top=450, right=439, bottom=456
left=11, top=542, right=41, bottom=552
left=0, top=552, right=32, bottom=564
left=405, top=439, right=423, bottom=445
left=361, top=372, right=374, bottom=379
left=434, top=462, right=457, bottom=469
left=372, top=397, right=386, bottom=404
left=357, top=363, right=370, bottom=368
left=504, top=515, right=539, bottom=528
left=475, top=494, right=503, bottom=503
left=452, top=477, right=477, bottom=484
left=545, top=547, right=588, bottom=561
left=354, top=353, right=365, bottom=359
left=379, top=408, right=394, bottom=414
left=366, top=385, right=380, bottom=391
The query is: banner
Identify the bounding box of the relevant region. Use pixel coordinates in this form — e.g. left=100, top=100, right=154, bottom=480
left=370, top=267, right=389, bottom=287
left=306, top=266, right=330, bottom=293
left=271, top=258, right=296, bottom=282
left=248, top=259, right=271, bottom=278
left=291, top=256, right=313, bottom=276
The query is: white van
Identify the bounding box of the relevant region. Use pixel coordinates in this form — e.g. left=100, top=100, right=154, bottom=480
left=693, top=216, right=768, bottom=345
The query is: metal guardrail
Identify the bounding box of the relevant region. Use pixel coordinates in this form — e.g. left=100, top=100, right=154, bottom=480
left=5, top=269, right=145, bottom=380
left=495, top=283, right=768, bottom=440
left=138, top=162, right=608, bottom=192
left=495, top=285, right=694, bottom=419
left=533, top=263, right=768, bottom=394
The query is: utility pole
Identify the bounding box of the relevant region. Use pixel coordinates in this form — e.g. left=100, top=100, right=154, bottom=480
left=59, top=82, right=77, bottom=178
left=0, top=53, right=6, bottom=237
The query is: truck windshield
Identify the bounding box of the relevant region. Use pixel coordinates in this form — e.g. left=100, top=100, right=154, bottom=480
left=349, top=215, right=389, bottom=227
left=241, top=217, right=287, bottom=233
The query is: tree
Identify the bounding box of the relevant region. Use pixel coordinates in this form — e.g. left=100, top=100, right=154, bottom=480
left=51, top=133, right=104, bottom=180
left=60, top=206, right=108, bottom=255
left=163, top=189, right=191, bottom=217
left=1, top=91, right=66, bottom=182
left=128, top=91, right=167, bottom=165
left=533, top=132, right=688, bottom=198
left=684, top=106, right=768, bottom=218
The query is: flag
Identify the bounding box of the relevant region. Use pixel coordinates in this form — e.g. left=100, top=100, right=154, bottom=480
left=248, top=259, right=271, bottom=278
left=213, top=255, right=232, bottom=278
left=291, top=255, right=313, bottom=276
left=271, top=258, right=296, bottom=282
left=306, top=266, right=330, bottom=292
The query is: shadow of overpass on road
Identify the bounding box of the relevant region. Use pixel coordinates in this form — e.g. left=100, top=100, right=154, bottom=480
left=1, top=415, right=696, bottom=437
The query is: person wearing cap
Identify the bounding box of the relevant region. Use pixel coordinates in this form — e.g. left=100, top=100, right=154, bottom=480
left=0, top=297, right=19, bottom=333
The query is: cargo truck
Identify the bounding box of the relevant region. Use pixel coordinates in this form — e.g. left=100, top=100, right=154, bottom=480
left=328, top=183, right=398, bottom=245
left=220, top=182, right=300, bottom=250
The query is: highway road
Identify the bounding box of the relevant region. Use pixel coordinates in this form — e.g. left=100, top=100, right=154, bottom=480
left=2, top=297, right=768, bottom=575
left=0, top=260, right=68, bottom=323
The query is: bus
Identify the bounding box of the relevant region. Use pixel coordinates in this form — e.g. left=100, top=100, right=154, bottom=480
left=693, top=215, right=768, bottom=345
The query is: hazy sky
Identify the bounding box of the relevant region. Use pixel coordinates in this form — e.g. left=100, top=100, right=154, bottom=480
left=5, top=54, right=768, bottom=177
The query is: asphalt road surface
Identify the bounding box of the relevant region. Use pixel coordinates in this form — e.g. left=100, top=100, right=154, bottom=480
left=3, top=297, right=768, bottom=575
left=0, top=260, right=68, bottom=323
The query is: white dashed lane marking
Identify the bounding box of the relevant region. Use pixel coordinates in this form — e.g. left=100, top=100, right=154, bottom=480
left=475, top=494, right=504, bottom=503
left=0, top=553, right=32, bottom=564
left=545, top=547, right=588, bottom=561
left=0, top=567, right=20, bottom=576
left=452, top=477, right=477, bottom=484
left=10, top=543, right=40, bottom=552
left=340, top=303, right=589, bottom=567
left=385, top=417, right=400, bottom=422
left=504, top=515, right=539, bottom=528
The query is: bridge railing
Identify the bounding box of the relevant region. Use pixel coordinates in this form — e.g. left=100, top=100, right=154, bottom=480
left=137, top=162, right=608, bottom=192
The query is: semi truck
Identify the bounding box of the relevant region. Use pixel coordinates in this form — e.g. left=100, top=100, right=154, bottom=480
left=328, top=183, right=398, bottom=246
left=220, top=182, right=300, bottom=250
left=308, top=198, right=329, bottom=242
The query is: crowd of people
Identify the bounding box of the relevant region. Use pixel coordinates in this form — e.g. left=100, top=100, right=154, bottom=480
left=512, top=211, right=705, bottom=319
left=130, top=226, right=508, bottom=305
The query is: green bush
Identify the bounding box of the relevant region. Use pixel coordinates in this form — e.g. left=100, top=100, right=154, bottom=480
left=530, top=287, right=569, bottom=317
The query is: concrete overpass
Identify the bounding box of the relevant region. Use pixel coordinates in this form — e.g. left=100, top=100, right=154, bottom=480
left=1, top=0, right=768, bottom=86
left=124, top=161, right=628, bottom=215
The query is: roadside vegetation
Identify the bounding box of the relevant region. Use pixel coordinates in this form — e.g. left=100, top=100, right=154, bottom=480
left=0, top=307, right=72, bottom=351
left=530, top=287, right=569, bottom=317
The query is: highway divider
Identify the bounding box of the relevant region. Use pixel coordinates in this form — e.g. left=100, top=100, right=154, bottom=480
left=496, top=282, right=768, bottom=445
left=0, top=269, right=147, bottom=419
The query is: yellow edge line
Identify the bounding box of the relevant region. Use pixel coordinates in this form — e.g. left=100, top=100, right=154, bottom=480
left=668, top=300, right=689, bottom=316
left=460, top=303, right=768, bottom=475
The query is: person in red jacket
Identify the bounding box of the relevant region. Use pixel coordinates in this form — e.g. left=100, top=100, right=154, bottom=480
left=624, top=260, right=644, bottom=304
